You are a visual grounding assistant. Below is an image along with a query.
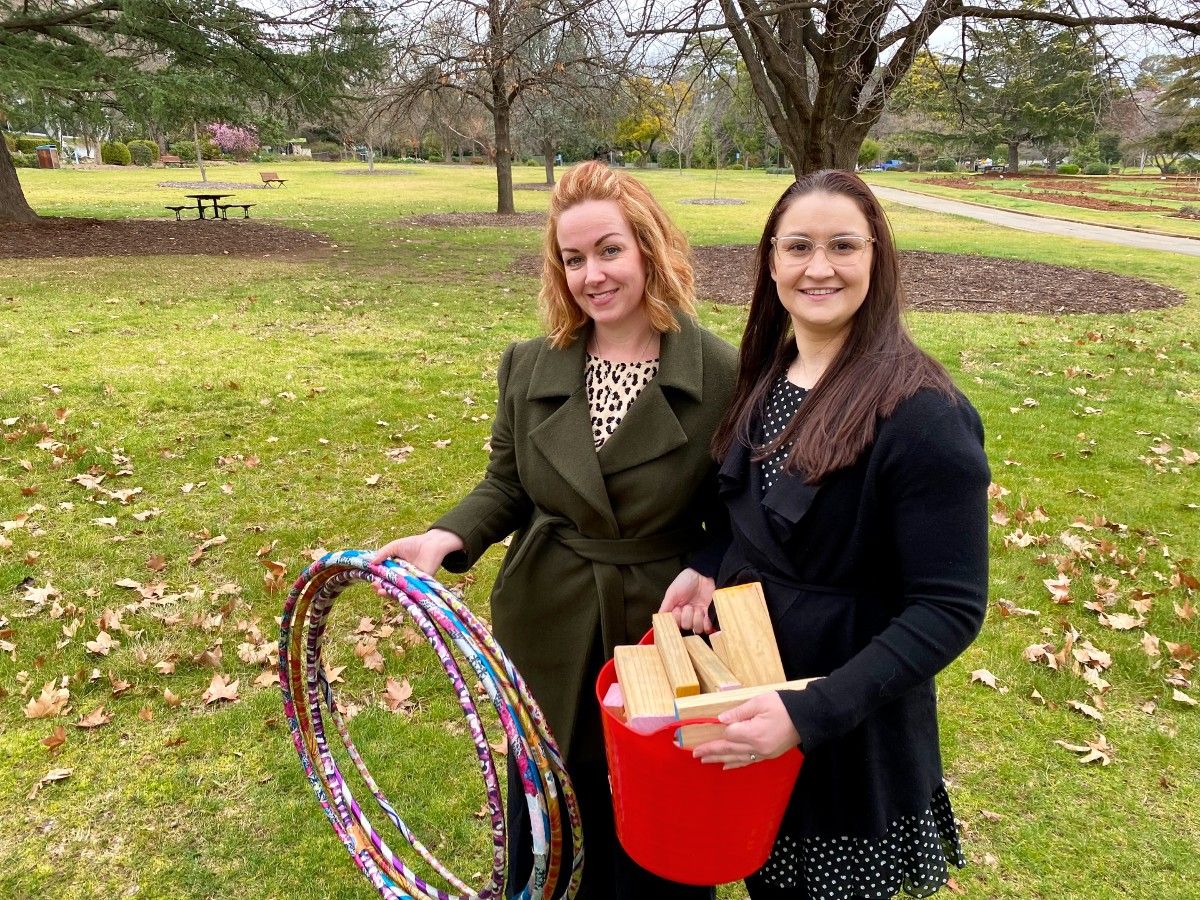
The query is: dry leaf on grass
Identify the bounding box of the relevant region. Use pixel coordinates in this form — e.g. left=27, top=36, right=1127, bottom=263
left=24, top=682, right=70, bottom=719
left=970, top=669, right=1008, bottom=693
left=41, top=725, right=67, bottom=753
left=262, top=559, right=287, bottom=593
left=27, top=768, right=72, bottom=800
left=382, top=677, right=414, bottom=713
left=201, top=673, right=240, bottom=705
left=1055, top=734, right=1113, bottom=765
left=76, top=706, right=113, bottom=729
left=1067, top=700, right=1103, bottom=721
left=1172, top=689, right=1197, bottom=707
left=85, top=630, right=119, bottom=656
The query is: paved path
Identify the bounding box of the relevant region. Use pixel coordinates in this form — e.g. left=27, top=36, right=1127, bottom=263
left=869, top=184, right=1200, bottom=257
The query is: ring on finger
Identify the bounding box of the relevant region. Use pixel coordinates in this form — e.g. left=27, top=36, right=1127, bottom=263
left=748, top=753, right=758, bottom=762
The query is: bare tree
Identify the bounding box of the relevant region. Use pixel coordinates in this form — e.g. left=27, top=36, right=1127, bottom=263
left=385, top=0, right=623, bottom=213
left=635, top=0, right=1200, bottom=176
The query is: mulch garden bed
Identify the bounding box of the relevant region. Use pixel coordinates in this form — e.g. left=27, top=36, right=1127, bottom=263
left=514, top=246, right=1184, bottom=314
left=402, top=212, right=546, bottom=227
left=514, top=183, right=552, bottom=191
left=1007, top=191, right=1161, bottom=212
left=0, top=217, right=335, bottom=259
left=157, top=181, right=267, bottom=190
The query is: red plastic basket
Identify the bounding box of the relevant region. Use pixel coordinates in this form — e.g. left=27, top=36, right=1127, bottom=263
left=595, top=632, right=803, bottom=885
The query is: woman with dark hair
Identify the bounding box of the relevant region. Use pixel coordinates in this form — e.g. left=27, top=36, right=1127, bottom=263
left=375, top=161, right=735, bottom=899
left=662, top=170, right=990, bottom=899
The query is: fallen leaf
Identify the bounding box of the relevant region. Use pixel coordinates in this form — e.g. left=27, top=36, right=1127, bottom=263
left=201, top=673, right=240, bottom=705
left=155, top=659, right=177, bottom=675
left=382, top=677, right=413, bottom=712
left=24, top=682, right=70, bottom=719
left=85, top=630, right=119, bottom=656
left=1044, top=574, right=1072, bottom=604
left=261, top=559, right=287, bottom=594
left=163, top=688, right=181, bottom=708
left=138, top=706, right=154, bottom=722
left=970, top=669, right=1008, bottom=693
left=1054, top=734, right=1113, bottom=765
left=75, top=705, right=113, bottom=729
left=1068, top=700, right=1104, bottom=721
left=1098, top=612, right=1145, bottom=631
left=146, top=554, right=167, bottom=572
left=41, top=725, right=67, bottom=753
left=27, top=768, right=72, bottom=800
left=253, top=670, right=280, bottom=687
left=1172, top=689, right=1197, bottom=707
left=364, top=473, right=382, bottom=486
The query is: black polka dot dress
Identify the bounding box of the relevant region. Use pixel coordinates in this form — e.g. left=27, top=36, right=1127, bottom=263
left=749, top=374, right=967, bottom=900
left=585, top=354, right=660, bottom=449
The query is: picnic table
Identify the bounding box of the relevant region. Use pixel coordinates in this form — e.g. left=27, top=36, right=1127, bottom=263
left=185, top=192, right=233, bottom=220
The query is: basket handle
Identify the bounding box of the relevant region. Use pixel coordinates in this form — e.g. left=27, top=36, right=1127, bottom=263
left=646, top=716, right=723, bottom=743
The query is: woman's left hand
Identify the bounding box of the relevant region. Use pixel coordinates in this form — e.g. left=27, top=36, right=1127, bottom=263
left=658, top=567, right=716, bottom=634
left=692, top=691, right=801, bottom=769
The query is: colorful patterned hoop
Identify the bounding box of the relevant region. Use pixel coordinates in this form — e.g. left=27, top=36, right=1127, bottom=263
left=278, top=550, right=583, bottom=899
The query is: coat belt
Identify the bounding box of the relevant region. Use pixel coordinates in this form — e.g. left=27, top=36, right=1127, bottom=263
left=507, top=509, right=702, bottom=653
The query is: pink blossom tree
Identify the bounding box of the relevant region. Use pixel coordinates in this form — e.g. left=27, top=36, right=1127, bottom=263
left=207, top=123, right=259, bottom=160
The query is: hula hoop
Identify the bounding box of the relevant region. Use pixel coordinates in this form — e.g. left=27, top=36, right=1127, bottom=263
left=278, top=549, right=583, bottom=899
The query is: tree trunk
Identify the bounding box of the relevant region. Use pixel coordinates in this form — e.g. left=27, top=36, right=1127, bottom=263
left=491, top=81, right=515, bottom=213
left=367, top=142, right=375, bottom=173
left=1007, top=142, right=1020, bottom=173
left=542, top=137, right=555, bottom=186
left=0, top=137, right=39, bottom=223
left=193, top=123, right=208, bottom=183
left=784, top=119, right=867, bottom=179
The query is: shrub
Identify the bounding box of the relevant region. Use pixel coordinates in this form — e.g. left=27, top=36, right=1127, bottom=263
left=101, top=141, right=132, bottom=166
left=169, top=140, right=220, bottom=162
left=253, top=150, right=281, bottom=163
left=16, top=136, right=43, bottom=154
left=658, top=149, right=681, bottom=169
left=765, top=167, right=794, bottom=175
left=1177, top=204, right=1200, bottom=218
left=1083, top=163, right=1109, bottom=176
left=426, top=150, right=443, bottom=162
left=127, top=139, right=159, bottom=165
left=1056, top=163, right=1080, bottom=175
left=933, top=157, right=957, bottom=172
left=1179, top=158, right=1200, bottom=175
left=10, top=151, right=36, bottom=168
left=3, top=133, right=16, bottom=152
left=1022, top=163, right=1046, bottom=173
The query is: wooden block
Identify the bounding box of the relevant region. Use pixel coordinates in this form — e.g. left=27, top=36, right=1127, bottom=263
left=708, top=630, right=734, bottom=670
left=674, top=678, right=819, bottom=748
left=683, top=635, right=740, bottom=693
left=711, top=582, right=786, bottom=687
left=601, top=682, right=625, bottom=722
left=613, top=644, right=675, bottom=733
left=652, top=613, right=700, bottom=697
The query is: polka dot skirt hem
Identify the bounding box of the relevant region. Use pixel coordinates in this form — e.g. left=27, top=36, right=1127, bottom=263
left=750, top=786, right=966, bottom=900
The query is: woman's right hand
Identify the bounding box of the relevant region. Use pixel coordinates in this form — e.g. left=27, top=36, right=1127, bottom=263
left=371, top=528, right=464, bottom=575
left=658, top=567, right=716, bottom=634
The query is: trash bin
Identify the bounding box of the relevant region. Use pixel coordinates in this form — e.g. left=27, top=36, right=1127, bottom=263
left=35, top=145, right=61, bottom=169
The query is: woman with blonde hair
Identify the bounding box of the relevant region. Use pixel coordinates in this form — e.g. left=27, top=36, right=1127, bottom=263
left=375, top=161, right=736, bottom=898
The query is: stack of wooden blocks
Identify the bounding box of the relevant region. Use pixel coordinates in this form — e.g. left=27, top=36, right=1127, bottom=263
left=606, top=583, right=814, bottom=748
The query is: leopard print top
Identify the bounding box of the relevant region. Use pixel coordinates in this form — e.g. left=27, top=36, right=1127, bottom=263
left=585, top=353, right=660, bottom=449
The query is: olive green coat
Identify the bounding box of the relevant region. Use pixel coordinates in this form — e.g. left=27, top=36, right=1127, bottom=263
left=434, top=315, right=737, bottom=756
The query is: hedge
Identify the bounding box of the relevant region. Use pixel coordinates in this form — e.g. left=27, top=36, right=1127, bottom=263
left=101, top=141, right=132, bottom=166
left=1082, top=163, right=1110, bottom=176
left=128, top=139, right=160, bottom=165
left=933, top=157, right=957, bottom=172
left=10, top=151, right=36, bottom=168
left=1056, top=163, right=1080, bottom=175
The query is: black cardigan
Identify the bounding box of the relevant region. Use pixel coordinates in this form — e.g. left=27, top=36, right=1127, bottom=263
left=716, top=387, right=990, bottom=839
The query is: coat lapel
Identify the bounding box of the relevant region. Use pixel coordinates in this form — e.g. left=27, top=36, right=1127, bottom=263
left=527, top=336, right=618, bottom=534
left=596, top=313, right=704, bottom=476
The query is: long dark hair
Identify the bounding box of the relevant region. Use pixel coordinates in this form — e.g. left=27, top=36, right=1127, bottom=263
left=712, top=170, right=957, bottom=483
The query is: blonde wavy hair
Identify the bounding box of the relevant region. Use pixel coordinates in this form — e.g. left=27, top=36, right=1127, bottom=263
left=540, top=161, right=696, bottom=348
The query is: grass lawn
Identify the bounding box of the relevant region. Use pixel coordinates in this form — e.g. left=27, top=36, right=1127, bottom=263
left=2, top=161, right=1198, bottom=900
left=862, top=170, right=1200, bottom=239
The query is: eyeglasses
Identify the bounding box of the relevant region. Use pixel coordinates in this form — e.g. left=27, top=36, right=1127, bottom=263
left=770, top=235, right=875, bottom=265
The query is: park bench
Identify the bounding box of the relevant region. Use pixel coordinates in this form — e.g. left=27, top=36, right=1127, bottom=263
left=217, top=203, right=256, bottom=219
left=164, top=204, right=197, bottom=221
left=161, top=154, right=183, bottom=167
left=260, top=171, right=287, bottom=187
